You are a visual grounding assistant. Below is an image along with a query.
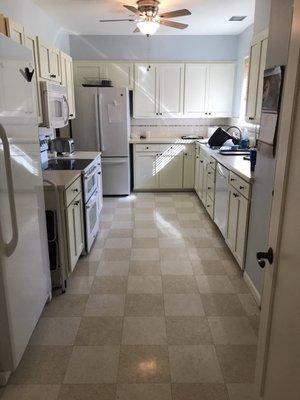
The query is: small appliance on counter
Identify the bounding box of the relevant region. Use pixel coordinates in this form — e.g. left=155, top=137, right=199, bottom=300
left=50, top=138, right=75, bottom=156
left=208, top=127, right=240, bottom=148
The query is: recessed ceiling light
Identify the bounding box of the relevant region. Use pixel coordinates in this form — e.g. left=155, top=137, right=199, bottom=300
left=229, top=16, right=247, bottom=21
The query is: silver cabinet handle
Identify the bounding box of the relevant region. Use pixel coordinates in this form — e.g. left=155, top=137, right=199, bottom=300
left=0, top=123, right=18, bottom=257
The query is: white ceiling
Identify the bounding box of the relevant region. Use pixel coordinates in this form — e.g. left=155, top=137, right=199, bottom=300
left=33, top=0, right=255, bottom=35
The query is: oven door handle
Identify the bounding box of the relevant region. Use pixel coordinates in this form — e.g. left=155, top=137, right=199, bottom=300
left=84, top=165, right=98, bottom=180
left=63, top=95, right=70, bottom=125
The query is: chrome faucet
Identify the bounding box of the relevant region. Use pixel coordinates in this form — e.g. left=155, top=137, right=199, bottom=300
left=226, top=126, right=242, bottom=140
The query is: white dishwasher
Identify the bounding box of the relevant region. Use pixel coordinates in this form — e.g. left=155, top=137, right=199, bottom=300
left=214, top=163, right=230, bottom=237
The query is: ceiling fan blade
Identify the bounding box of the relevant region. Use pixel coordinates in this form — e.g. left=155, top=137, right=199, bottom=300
left=159, top=19, right=188, bottom=29
left=123, top=5, right=140, bottom=15
left=159, top=9, right=191, bottom=19
left=99, top=19, right=136, bottom=22
left=133, top=27, right=140, bottom=33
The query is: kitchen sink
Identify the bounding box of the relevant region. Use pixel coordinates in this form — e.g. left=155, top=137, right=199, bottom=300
left=219, top=149, right=251, bottom=156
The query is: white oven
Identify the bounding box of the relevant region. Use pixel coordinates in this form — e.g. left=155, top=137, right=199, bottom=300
left=41, top=81, right=69, bottom=129
left=85, top=188, right=100, bottom=252
left=83, top=163, right=99, bottom=204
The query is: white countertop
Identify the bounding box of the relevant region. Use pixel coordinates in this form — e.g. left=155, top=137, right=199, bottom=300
left=49, top=151, right=101, bottom=160
left=43, top=170, right=81, bottom=190
left=130, top=138, right=200, bottom=144
left=198, top=143, right=253, bottom=182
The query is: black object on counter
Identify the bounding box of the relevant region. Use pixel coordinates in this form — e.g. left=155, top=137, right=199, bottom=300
left=250, top=149, right=257, bottom=171
left=208, top=127, right=240, bottom=148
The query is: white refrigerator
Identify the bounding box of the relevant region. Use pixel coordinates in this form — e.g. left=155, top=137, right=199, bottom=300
left=72, top=87, right=130, bottom=195
left=0, top=35, right=51, bottom=384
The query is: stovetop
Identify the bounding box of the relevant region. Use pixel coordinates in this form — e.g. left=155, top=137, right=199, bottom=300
left=42, top=159, right=93, bottom=171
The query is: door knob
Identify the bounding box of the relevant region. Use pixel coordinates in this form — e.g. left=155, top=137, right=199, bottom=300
left=256, top=247, right=274, bottom=269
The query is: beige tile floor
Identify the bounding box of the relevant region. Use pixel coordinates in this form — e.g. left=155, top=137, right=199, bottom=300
left=1, top=193, right=260, bottom=400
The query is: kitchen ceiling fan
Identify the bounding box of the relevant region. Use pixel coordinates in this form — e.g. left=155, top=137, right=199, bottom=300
left=99, top=0, right=191, bottom=35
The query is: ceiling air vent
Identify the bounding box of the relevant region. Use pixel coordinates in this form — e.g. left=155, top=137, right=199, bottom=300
left=229, top=16, right=247, bottom=21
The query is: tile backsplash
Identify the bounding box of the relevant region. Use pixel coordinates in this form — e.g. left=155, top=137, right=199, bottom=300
left=130, top=117, right=232, bottom=140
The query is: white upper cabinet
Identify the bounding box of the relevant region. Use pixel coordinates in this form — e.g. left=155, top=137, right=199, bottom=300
left=133, top=63, right=158, bottom=118
left=5, top=18, right=24, bottom=45
left=246, top=31, right=268, bottom=124
left=106, top=62, right=134, bottom=89
left=37, top=38, right=61, bottom=82
left=207, top=63, right=235, bottom=117
left=158, top=64, right=184, bottom=116
left=184, top=64, right=208, bottom=116
left=61, top=51, right=76, bottom=119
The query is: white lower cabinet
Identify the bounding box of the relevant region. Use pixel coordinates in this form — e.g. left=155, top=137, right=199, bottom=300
left=158, top=153, right=183, bottom=189
left=66, top=193, right=85, bottom=272
left=226, top=185, right=249, bottom=268
left=134, top=152, right=159, bottom=189
left=183, top=145, right=195, bottom=189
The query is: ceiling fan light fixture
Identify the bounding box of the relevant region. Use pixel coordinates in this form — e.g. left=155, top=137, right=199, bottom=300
left=137, top=19, right=160, bottom=35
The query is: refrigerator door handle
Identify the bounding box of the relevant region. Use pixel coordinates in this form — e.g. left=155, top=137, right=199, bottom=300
left=63, top=95, right=70, bottom=125
left=94, top=93, right=101, bottom=152
left=0, top=123, right=19, bottom=257
left=98, top=93, right=105, bottom=151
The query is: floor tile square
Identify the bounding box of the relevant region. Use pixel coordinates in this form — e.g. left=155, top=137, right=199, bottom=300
left=208, top=317, right=257, bottom=345
left=169, top=345, right=223, bottom=383
left=188, top=247, right=220, bottom=261
left=75, top=317, right=123, bottom=345
left=161, top=261, right=193, bottom=275
left=159, top=238, right=186, bottom=248
left=101, top=249, right=131, bottom=262
left=122, top=317, right=167, bottom=345
left=192, top=260, right=226, bottom=275
left=9, top=346, right=72, bottom=384
left=162, top=275, right=198, bottom=294
left=72, top=261, right=99, bottom=277
left=215, top=345, right=257, bottom=383
left=131, top=248, right=160, bottom=261
left=228, top=276, right=250, bottom=294
left=160, top=248, right=189, bottom=261
left=129, top=261, right=161, bottom=275
left=172, top=383, right=229, bottom=400
left=196, top=276, right=235, bottom=294
left=133, top=229, right=159, bottom=238
left=226, top=383, right=255, bottom=400
left=1, top=385, right=60, bottom=400
left=166, top=317, right=212, bottom=344
left=66, top=276, right=94, bottom=294
left=125, top=294, right=164, bottom=316
left=91, top=276, right=127, bottom=294
left=64, top=346, right=120, bottom=383
left=58, top=384, right=116, bottom=400
left=84, top=295, right=125, bottom=316
left=30, top=317, right=80, bottom=346
left=105, top=238, right=132, bottom=249
left=164, top=294, right=204, bottom=316
left=108, top=229, right=133, bottom=238
left=127, top=276, right=162, bottom=294
left=42, top=295, right=88, bottom=317
left=201, top=294, right=245, bottom=316
left=238, top=294, right=260, bottom=316
left=118, top=345, right=170, bottom=383
left=132, top=238, right=159, bottom=248
left=116, top=383, right=172, bottom=400
left=96, top=261, right=129, bottom=276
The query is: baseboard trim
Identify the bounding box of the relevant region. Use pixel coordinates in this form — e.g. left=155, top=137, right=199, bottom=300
left=243, top=271, right=261, bottom=306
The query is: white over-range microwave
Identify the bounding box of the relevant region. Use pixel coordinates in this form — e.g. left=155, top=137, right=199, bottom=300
left=41, top=81, right=69, bottom=129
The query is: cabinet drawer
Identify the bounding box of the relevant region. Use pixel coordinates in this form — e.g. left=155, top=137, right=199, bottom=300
left=206, top=177, right=215, bottom=201
left=65, top=177, right=82, bottom=206
left=229, top=172, right=250, bottom=199
left=135, top=144, right=161, bottom=152
left=206, top=164, right=215, bottom=180
left=208, top=156, right=216, bottom=169
left=205, top=195, right=214, bottom=219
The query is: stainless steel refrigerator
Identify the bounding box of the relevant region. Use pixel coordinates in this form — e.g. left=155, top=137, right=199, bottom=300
left=72, top=87, right=130, bottom=195
left=0, top=35, right=51, bottom=384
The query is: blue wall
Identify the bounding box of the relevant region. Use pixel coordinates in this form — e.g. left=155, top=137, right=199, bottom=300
left=69, top=34, right=238, bottom=62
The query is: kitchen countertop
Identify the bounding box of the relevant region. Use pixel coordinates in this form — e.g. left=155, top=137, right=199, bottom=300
left=130, top=138, right=198, bottom=144
left=43, top=170, right=81, bottom=190
left=198, top=143, right=253, bottom=182
left=49, top=151, right=102, bottom=160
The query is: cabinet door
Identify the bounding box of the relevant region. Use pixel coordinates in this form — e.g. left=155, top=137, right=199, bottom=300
left=24, top=31, right=43, bottom=123
left=61, top=52, right=76, bottom=119
left=184, top=64, right=207, bottom=115
left=106, top=62, right=134, bottom=89
left=226, top=187, right=239, bottom=253
left=73, top=63, right=105, bottom=86
left=194, top=155, right=200, bottom=193
left=49, top=46, right=61, bottom=82
left=66, top=195, right=84, bottom=272
left=37, top=38, right=51, bottom=80
left=133, top=64, right=158, bottom=117
left=255, top=38, right=268, bottom=122
left=235, top=194, right=248, bottom=267
left=246, top=41, right=261, bottom=122
left=159, top=64, right=184, bottom=116
left=134, top=153, right=159, bottom=189
left=183, top=145, right=195, bottom=189
left=5, top=18, right=24, bottom=44
left=158, top=153, right=183, bottom=189
left=207, top=63, right=235, bottom=117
